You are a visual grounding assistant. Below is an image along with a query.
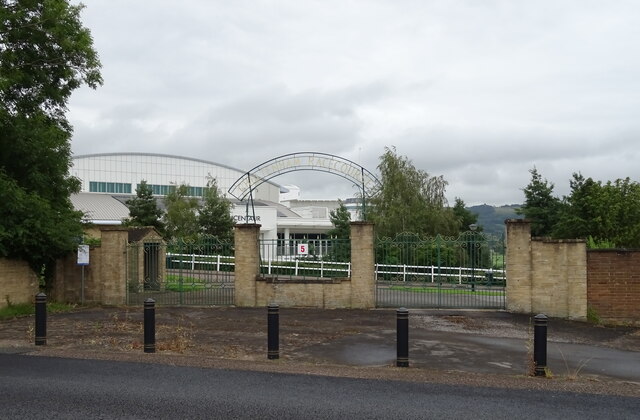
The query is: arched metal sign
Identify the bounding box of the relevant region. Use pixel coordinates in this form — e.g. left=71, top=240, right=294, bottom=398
left=228, top=152, right=380, bottom=219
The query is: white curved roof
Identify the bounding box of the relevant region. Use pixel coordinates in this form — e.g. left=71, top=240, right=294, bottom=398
left=71, top=152, right=281, bottom=202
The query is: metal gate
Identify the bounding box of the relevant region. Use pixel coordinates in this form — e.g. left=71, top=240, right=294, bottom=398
left=126, top=238, right=234, bottom=305
left=375, top=231, right=506, bottom=309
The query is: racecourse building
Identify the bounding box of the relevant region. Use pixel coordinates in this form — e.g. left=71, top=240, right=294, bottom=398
left=70, top=153, right=335, bottom=243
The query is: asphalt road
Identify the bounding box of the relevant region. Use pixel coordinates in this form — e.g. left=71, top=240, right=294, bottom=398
left=1, top=354, right=638, bottom=419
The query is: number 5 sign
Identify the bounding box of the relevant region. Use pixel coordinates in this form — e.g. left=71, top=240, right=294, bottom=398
left=297, top=243, right=308, bottom=255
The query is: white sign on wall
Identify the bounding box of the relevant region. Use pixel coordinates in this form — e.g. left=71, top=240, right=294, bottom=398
left=297, top=243, right=308, bottom=255
left=77, top=245, right=90, bottom=266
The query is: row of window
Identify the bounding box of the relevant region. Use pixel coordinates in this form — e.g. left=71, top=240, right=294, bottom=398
left=143, top=184, right=204, bottom=197
left=88, top=181, right=204, bottom=197
left=89, top=181, right=132, bottom=194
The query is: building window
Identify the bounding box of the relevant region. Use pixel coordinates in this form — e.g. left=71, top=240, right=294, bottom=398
left=89, top=181, right=132, bottom=194
left=135, top=184, right=204, bottom=197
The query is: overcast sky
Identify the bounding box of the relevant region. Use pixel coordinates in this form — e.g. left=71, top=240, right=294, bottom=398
left=68, top=0, right=640, bottom=205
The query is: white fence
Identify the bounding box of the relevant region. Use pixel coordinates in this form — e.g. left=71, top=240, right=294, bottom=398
left=375, top=263, right=505, bottom=284
left=166, top=253, right=235, bottom=271
left=166, top=253, right=505, bottom=283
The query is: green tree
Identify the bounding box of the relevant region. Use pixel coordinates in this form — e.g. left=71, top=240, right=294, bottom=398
left=327, top=200, right=351, bottom=239
left=327, top=200, right=351, bottom=261
left=368, top=147, right=458, bottom=238
left=452, top=197, right=481, bottom=233
left=516, top=167, right=561, bottom=236
left=198, top=178, right=234, bottom=242
left=554, top=174, right=640, bottom=247
left=0, top=0, right=102, bottom=276
left=163, top=184, right=200, bottom=240
left=123, top=181, right=164, bottom=232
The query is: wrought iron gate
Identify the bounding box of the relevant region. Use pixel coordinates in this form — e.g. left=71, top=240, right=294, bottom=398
left=126, top=238, right=234, bottom=306
left=375, top=232, right=506, bottom=309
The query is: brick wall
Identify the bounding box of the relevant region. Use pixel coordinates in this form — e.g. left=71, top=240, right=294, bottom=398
left=588, top=250, right=640, bottom=324
left=0, top=259, right=38, bottom=308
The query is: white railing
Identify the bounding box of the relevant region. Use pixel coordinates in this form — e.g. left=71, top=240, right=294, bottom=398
left=262, top=259, right=351, bottom=277
left=375, top=263, right=505, bottom=284
left=166, top=252, right=505, bottom=283
left=166, top=253, right=235, bottom=271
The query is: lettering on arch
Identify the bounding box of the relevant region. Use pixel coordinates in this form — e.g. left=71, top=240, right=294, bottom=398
left=228, top=152, right=380, bottom=201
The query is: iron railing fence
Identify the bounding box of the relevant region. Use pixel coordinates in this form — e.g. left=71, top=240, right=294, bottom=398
left=126, top=238, right=235, bottom=306
left=259, top=239, right=351, bottom=280
left=375, top=232, right=506, bottom=309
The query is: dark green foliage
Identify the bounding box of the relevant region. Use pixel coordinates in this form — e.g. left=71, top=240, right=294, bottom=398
left=518, top=168, right=640, bottom=248
left=517, top=167, right=561, bottom=236
left=162, top=184, right=200, bottom=241
left=554, top=174, right=640, bottom=247
left=328, top=200, right=351, bottom=239
left=452, top=198, right=481, bottom=233
left=0, top=0, right=101, bottom=275
left=326, top=201, right=351, bottom=262
left=123, top=180, right=164, bottom=232
left=0, top=0, right=102, bottom=118
left=199, top=178, right=234, bottom=242
left=368, top=147, right=458, bottom=238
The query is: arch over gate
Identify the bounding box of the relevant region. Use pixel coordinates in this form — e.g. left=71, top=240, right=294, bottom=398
left=228, top=152, right=380, bottom=209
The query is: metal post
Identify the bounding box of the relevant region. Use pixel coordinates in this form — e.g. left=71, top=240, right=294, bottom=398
left=35, top=293, right=47, bottom=346
left=534, top=314, right=548, bottom=377
left=144, top=298, right=156, bottom=353
left=396, top=307, right=409, bottom=367
left=267, top=303, right=279, bottom=360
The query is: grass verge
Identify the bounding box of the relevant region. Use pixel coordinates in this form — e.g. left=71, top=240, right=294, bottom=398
left=0, top=302, right=78, bottom=320
left=389, top=286, right=504, bottom=296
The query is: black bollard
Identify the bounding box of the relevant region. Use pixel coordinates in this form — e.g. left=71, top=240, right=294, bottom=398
left=396, top=307, right=409, bottom=367
left=267, top=303, right=279, bottom=360
left=533, top=314, right=548, bottom=377
left=144, top=298, right=156, bottom=353
left=35, top=293, right=47, bottom=346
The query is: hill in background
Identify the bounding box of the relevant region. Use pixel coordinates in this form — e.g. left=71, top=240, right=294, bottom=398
left=467, top=204, right=522, bottom=237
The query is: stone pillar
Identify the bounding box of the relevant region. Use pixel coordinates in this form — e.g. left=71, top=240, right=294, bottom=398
left=99, top=227, right=129, bottom=305
left=505, top=219, right=532, bottom=313
left=350, top=221, right=375, bottom=309
left=234, top=224, right=261, bottom=307
left=563, top=240, right=587, bottom=319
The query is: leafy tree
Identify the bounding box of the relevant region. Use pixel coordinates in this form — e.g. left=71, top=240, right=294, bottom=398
left=198, top=178, right=234, bottom=242
left=0, top=1, right=101, bottom=276
left=326, top=200, right=351, bottom=261
left=516, top=167, right=561, bottom=236
left=517, top=169, right=640, bottom=248
left=368, top=147, right=458, bottom=238
left=327, top=200, right=351, bottom=239
left=554, top=174, right=640, bottom=247
left=163, top=184, right=200, bottom=240
left=123, top=180, right=164, bottom=232
left=452, top=198, right=482, bottom=233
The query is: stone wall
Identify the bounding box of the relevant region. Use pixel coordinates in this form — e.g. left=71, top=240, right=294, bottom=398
left=52, top=226, right=129, bottom=305
left=349, top=222, right=375, bottom=309
left=505, top=219, right=587, bottom=319
left=255, top=278, right=352, bottom=308
left=234, top=222, right=376, bottom=309
left=233, top=224, right=261, bottom=307
left=588, top=250, right=640, bottom=324
left=0, top=259, right=39, bottom=308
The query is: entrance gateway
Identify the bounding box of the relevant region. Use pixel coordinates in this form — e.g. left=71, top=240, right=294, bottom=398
left=127, top=152, right=505, bottom=309
left=228, top=152, right=380, bottom=220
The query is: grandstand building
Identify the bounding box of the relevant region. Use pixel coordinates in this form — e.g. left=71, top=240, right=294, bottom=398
left=70, top=153, right=340, bottom=243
